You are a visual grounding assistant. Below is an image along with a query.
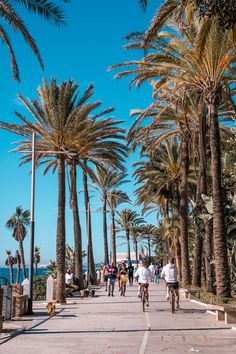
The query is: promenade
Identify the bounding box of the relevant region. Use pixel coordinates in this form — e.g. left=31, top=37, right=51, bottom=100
left=1, top=281, right=236, bottom=353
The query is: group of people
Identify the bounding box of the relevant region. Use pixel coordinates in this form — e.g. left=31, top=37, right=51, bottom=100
left=102, top=262, right=135, bottom=297
left=102, top=257, right=180, bottom=309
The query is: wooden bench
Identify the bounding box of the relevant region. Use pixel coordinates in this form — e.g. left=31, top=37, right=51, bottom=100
left=209, top=304, right=236, bottom=324
left=184, top=289, right=201, bottom=300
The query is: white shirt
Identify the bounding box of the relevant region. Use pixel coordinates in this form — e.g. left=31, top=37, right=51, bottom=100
left=161, top=263, right=178, bottom=283
left=149, top=264, right=155, bottom=274
left=65, top=272, right=73, bottom=285
left=134, top=266, right=152, bottom=284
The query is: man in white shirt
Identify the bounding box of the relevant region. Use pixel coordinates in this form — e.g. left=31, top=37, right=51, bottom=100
left=161, top=257, right=179, bottom=309
left=134, top=259, right=152, bottom=306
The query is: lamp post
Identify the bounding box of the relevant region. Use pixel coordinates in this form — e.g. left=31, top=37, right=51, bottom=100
left=28, top=132, right=36, bottom=314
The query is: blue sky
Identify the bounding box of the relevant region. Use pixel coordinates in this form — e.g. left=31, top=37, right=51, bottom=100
left=0, top=0, right=161, bottom=265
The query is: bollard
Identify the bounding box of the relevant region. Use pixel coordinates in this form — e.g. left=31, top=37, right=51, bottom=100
left=46, top=276, right=54, bottom=303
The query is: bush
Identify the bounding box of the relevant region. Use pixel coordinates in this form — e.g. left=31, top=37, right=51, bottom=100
left=33, top=276, right=47, bottom=301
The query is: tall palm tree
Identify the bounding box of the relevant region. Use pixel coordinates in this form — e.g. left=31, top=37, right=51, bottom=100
left=0, top=0, right=67, bottom=80
left=0, top=79, right=127, bottom=298
left=107, top=190, right=130, bottom=265
left=92, top=168, right=129, bottom=264
left=34, top=246, right=40, bottom=276
left=5, top=250, right=15, bottom=284
left=116, top=209, right=145, bottom=263
left=15, top=250, right=21, bottom=284
left=6, top=206, right=30, bottom=280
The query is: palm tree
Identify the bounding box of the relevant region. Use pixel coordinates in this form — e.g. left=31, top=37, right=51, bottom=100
left=107, top=190, right=130, bottom=265
left=92, top=168, right=129, bottom=264
left=116, top=209, right=145, bottom=263
left=0, top=0, right=67, bottom=80
left=6, top=206, right=30, bottom=280
left=34, top=246, right=40, bottom=276
left=5, top=250, right=15, bottom=284
left=15, top=250, right=21, bottom=284
left=0, top=78, right=127, bottom=298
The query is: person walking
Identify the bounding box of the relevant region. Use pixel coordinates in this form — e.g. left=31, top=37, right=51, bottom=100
left=127, top=262, right=134, bottom=285
left=120, top=263, right=128, bottom=296
left=102, top=264, right=109, bottom=291
left=107, top=262, right=118, bottom=297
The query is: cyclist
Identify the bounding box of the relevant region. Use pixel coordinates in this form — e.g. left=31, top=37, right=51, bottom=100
left=161, top=257, right=179, bottom=309
left=134, top=258, right=152, bottom=306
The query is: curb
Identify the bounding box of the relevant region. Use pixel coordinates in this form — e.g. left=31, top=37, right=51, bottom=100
left=0, top=308, right=64, bottom=346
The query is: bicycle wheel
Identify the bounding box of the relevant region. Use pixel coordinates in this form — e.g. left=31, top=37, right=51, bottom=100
left=171, top=289, right=175, bottom=313
left=142, top=293, right=145, bottom=312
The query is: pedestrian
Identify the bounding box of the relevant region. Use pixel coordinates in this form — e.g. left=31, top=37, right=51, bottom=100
left=154, top=265, right=161, bottom=284
left=120, top=263, right=128, bottom=296
left=102, top=264, right=109, bottom=291
left=148, top=262, right=155, bottom=282
left=107, top=262, right=118, bottom=297
left=117, top=263, right=122, bottom=291
left=127, top=262, right=134, bottom=285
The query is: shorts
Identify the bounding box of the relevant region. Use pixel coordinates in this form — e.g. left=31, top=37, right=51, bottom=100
left=103, top=275, right=108, bottom=282
left=166, top=282, right=179, bottom=289
left=139, top=283, right=149, bottom=288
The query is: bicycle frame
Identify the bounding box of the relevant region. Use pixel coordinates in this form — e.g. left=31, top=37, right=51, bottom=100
left=140, top=284, right=149, bottom=312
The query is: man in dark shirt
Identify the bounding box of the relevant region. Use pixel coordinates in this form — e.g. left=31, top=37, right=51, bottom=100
left=127, top=263, right=134, bottom=285
left=107, top=263, right=118, bottom=296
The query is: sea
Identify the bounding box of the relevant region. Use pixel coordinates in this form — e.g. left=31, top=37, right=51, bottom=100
left=0, top=267, right=47, bottom=285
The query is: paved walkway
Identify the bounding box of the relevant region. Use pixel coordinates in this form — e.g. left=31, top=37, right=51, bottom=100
left=0, top=281, right=236, bottom=353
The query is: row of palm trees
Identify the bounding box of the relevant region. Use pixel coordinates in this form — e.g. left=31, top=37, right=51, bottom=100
left=108, top=1, right=236, bottom=298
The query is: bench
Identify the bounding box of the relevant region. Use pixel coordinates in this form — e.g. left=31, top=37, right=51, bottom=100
left=183, top=289, right=201, bottom=300
left=209, top=304, right=236, bottom=324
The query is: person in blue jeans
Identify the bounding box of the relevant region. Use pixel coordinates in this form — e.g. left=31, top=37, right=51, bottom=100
left=107, top=263, right=118, bottom=297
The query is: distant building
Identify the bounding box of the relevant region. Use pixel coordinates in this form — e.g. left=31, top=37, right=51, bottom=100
left=116, top=252, right=139, bottom=265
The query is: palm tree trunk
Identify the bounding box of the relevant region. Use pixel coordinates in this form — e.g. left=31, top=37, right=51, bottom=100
left=19, top=239, right=26, bottom=280
left=204, top=219, right=214, bottom=292
left=179, top=137, right=191, bottom=286
left=134, top=241, right=138, bottom=263
left=56, top=156, right=66, bottom=303
left=209, top=102, right=230, bottom=297
left=83, top=170, right=96, bottom=284
left=35, top=262, right=38, bottom=276
left=16, top=261, right=20, bottom=284
left=111, top=209, right=116, bottom=265
left=102, top=191, right=109, bottom=264
left=70, top=161, right=83, bottom=288
left=192, top=226, right=202, bottom=287
left=9, top=264, right=13, bottom=284
left=175, top=231, right=182, bottom=282
left=126, top=230, right=131, bottom=264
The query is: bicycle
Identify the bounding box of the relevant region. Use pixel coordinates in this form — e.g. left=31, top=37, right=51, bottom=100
left=140, top=283, right=149, bottom=312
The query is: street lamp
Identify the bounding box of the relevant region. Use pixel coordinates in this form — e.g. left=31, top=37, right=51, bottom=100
left=28, top=132, right=36, bottom=314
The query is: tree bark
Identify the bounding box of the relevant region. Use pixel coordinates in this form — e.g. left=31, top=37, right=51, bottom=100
left=111, top=209, right=116, bottom=265
left=204, top=219, right=214, bottom=292
left=9, top=264, right=13, bottom=284
left=179, top=137, right=191, bottom=286
left=209, top=102, right=230, bottom=297
left=16, top=261, right=20, bottom=284
left=83, top=170, right=96, bottom=284
left=134, top=240, right=138, bottom=263
left=70, top=160, right=84, bottom=288
left=35, top=262, right=38, bottom=276
left=19, top=239, right=26, bottom=280
left=175, top=231, right=182, bottom=282
left=102, top=191, right=109, bottom=264
left=56, top=156, right=66, bottom=303
left=126, top=230, right=131, bottom=264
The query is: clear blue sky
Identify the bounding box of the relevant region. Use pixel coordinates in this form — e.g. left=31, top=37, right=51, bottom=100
left=0, top=0, right=161, bottom=265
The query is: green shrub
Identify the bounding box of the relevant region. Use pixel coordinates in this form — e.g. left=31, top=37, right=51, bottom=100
left=33, top=276, right=47, bottom=301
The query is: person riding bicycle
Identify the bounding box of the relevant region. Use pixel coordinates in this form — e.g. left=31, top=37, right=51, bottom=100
left=161, top=257, right=180, bottom=309
left=134, top=259, right=152, bottom=307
